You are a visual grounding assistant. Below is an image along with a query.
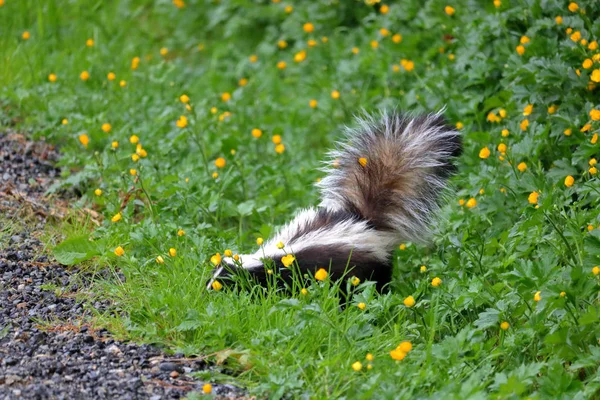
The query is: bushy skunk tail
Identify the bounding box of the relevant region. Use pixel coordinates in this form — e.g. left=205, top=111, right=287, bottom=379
left=208, top=111, right=462, bottom=291
left=317, top=111, right=462, bottom=244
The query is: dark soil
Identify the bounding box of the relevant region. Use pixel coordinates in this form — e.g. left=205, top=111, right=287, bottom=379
left=0, top=133, right=246, bottom=399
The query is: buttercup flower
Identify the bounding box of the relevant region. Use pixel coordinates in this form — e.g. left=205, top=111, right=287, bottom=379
left=358, top=157, right=368, bottom=167
left=215, top=157, right=226, bottom=168
left=380, top=4, right=389, bottom=14
left=517, top=162, right=527, bottom=172
left=22, top=31, right=30, bottom=40
left=111, top=212, right=122, bottom=222
left=257, top=238, right=264, bottom=245
left=102, top=123, right=111, bottom=133
left=500, top=321, right=510, bottom=330
left=252, top=128, right=262, bottom=138
left=568, top=2, right=578, bottom=12
left=403, top=295, right=415, bottom=307
left=351, top=276, right=360, bottom=286
left=528, top=191, right=539, bottom=205
left=86, top=38, right=94, bottom=47
left=390, top=349, right=406, bottom=361
left=516, top=45, right=525, bottom=55
left=564, top=175, right=575, bottom=187
left=331, top=90, right=340, bottom=99
left=94, top=189, right=102, bottom=196
left=315, top=268, right=328, bottom=281
left=303, top=22, right=314, bottom=33
left=210, top=253, right=222, bottom=265
left=309, top=99, right=318, bottom=108
left=275, top=144, right=285, bottom=154
left=523, top=104, right=533, bottom=116
left=479, top=147, right=490, bottom=159
left=48, top=74, right=57, bottom=82
left=78, top=134, right=89, bottom=148
left=211, top=281, right=222, bottom=291
left=466, top=198, right=477, bottom=208
left=156, top=256, right=164, bottom=264
left=281, top=254, right=295, bottom=267
left=114, top=246, right=125, bottom=257
left=534, top=291, right=541, bottom=302
left=392, top=34, right=402, bottom=43
left=352, top=361, right=362, bottom=371
left=357, top=302, right=366, bottom=310
left=80, top=71, right=90, bottom=81
left=444, top=5, right=455, bottom=15
left=431, top=277, right=442, bottom=287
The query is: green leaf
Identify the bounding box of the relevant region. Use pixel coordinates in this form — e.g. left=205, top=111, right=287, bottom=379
left=53, top=235, right=101, bottom=265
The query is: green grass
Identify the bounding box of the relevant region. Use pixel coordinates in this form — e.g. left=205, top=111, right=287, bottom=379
left=2, top=0, right=600, bottom=398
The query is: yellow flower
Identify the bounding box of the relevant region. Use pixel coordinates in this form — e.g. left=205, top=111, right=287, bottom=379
left=566, top=28, right=573, bottom=35
left=215, top=157, right=226, bottom=168
left=487, top=112, right=500, bottom=123
left=593, top=266, right=600, bottom=275
left=249, top=54, right=258, bottom=63
left=62, top=119, right=68, bottom=125
left=224, top=249, right=233, bottom=257
left=523, top=104, right=533, bottom=116
left=309, top=99, right=318, bottom=108
left=564, top=175, right=575, bottom=187
left=357, top=302, right=366, bottom=310
left=402, top=60, right=415, bottom=71
left=459, top=199, right=465, bottom=206
left=466, top=198, right=477, bottom=208
left=568, top=2, right=578, bottom=12
left=548, top=104, right=558, bottom=114
left=22, top=31, right=30, bottom=40
left=366, top=353, right=374, bottom=361
left=570, top=31, right=581, bottom=42
left=210, top=253, right=222, bottom=266
left=516, top=45, right=525, bottom=55
left=80, top=71, right=90, bottom=81
left=111, top=212, right=122, bottom=222
left=315, top=268, right=328, bottom=281
left=331, top=90, right=340, bottom=99
left=300, top=288, right=308, bottom=295
left=321, top=36, right=328, bottom=43
left=177, top=229, right=185, bottom=237
left=479, top=188, right=485, bottom=195
left=358, top=157, right=368, bottom=167
left=272, top=135, right=282, bottom=144
left=285, top=5, right=293, bottom=13
left=392, top=34, right=402, bottom=43
left=560, top=291, right=566, bottom=297
left=277, top=40, right=287, bottom=49
left=107, top=72, right=116, bottom=81
left=303, top=22, right=314, bottom=33
left=86, top=38, right=94, bottom=47
left=239, top=78, right=248, bottom=86
left=592, top=133, right=598, bottom=144
left=392, top=64, right=400, bottom=73
left=420, top=265, right=427, bottom=272
left=276, top=241, right=285, bottom=249
left=444, top=5, right=455, bottom=15
left=390, top=349, right=406, bottom=361
left=380, top=4, right=389, bottom=14
left=131, top=154, right=140, bottom=162
left=399, top=244, right=406, bottom=250
left=176, top=115, right=188, bottom=128
left=173, top=0, right=185, bottom=8
left=114, top=246, right=125, bottom=257
left=131, top=56, right=140, bottom=70
left=351, top=276, right=360, bottom=286
left=555, top=16, right=563, bottom=24
left=352, top=47, right=360, bottom=55
left=78, top=134, right=89, bottom=148
left=221, top=92, right=231, bottom=102
left=520, top=119, right=529, bottom=131
left=517, top=162, right=527, bottom=172
left=129, top=169, right=137, bottom=176
left=589, top=41, right=599, bottom=50
left=160, top=47, right=168, bottom=56
left=520, top=36, right=530, bottom=44
left=455, top=122, right=464, bottom=129
left=528, top=191, right=539, bottom=205
left=588, top=225, right=595, bottom=231
left=156, top=256, right=164, bottom=264
left=137, top=148, right=147, bottom=158
left=501, top=129, right=509, bottom=137
left=257, top=238, right=264, bottom=246
left=277, top=61, right=287, bottom=70
left=370, top=40, right=379, bottom=49
left=499, top=109, right=507, bottom=118
left=275, top=144, right=285, bottom=154
left=179, top=94, right=190, bottom=103
left=129, top=135, right=139, bottom=144
left=48, top=73, right=57, bottom=82
left=294, top=50, right=307, bottom=62
left=431, top=277, right=442, bottom=287
left=398, top=341, right=412, bottom=353
left=211, top=281, right=222, bottom=291
left=119, top=80, right=127, bottom=87
left=379, top=28, right=390, bottom=37
left=101, top=123, right=111, bottom=133
left=351, top=361, right=362, bottom=371
left=534, top=291, right=541, bottom=302
left=212, top=172, right=219, bottom=179
left=281, top=254, right=295, bottom=267
left=582, top=59, right=593, bottom=69
left=590, top=166, right=598, bottom=174
left=500, top=321, right=510, bottom=330
left=494, top=0, right=501, bottom=7
left=252, top=128, right=263, bottom=138
left=94, top=189, right=102, bottom=196
left=497, top=143, right=507, bottom=154
left=590, top=158, right=597, bottom=166
left=563, top=128, right=572, bottom=136
left=590, top=109, right=600, bottom=121
left=403, top=295, right=415, bottom=307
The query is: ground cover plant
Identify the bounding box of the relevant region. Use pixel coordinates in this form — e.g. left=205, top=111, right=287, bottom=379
left=1, top=0, right=600, bottom=398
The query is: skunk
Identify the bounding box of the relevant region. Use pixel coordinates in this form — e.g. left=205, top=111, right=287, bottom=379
left=208, top=111, right=462, bottom=291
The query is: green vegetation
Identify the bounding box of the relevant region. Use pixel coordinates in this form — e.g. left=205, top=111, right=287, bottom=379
left=2, top=0, right=600, bottom=398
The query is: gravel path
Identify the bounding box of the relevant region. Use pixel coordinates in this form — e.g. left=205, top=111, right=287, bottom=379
left=0, top=133, right=245, bottom=399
